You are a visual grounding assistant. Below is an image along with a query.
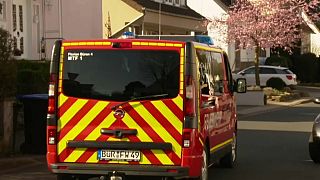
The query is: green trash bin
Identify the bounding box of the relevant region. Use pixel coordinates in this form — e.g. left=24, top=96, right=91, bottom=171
left=20, top=94, right=48, bottom=154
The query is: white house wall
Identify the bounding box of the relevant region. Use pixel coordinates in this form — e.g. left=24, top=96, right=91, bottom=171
left=44, top=0, right=103, bottom=59
left=310, top=33, right=320, bottom=56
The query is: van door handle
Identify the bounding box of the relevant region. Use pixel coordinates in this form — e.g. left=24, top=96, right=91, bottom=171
left=101, top=129, right=137, bottom=139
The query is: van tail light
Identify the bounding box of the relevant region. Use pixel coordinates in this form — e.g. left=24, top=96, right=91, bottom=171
left=48, top=128, right=57, bottom=145
left=48, top=83, right=55, bottom=114
left=286, top=75, right=293, bottom=80
left=184, top=76, right=196, bottom=117
left=182, top=130, right=191, bottom=148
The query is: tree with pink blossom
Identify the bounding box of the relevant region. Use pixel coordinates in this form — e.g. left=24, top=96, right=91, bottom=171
left=208, top=0, right=320, bottom=86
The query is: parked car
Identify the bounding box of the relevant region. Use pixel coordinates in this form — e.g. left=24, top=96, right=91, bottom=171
left=233, top=65, right=297, bottom=87
left=309, top=97, right=320, bottom=164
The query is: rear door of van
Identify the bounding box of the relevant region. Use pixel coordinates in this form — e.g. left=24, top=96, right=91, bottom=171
left=56, top=40, right=185, bottom=166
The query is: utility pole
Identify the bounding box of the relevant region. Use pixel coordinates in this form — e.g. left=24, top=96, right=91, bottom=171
left=158, top=1, right=161, bottom=39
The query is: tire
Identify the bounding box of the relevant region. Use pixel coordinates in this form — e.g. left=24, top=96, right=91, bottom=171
left=309, top=142, right=320, bottom=164
left=219, top=132, right=237, bottom=168
left=196, top=146, right=209, bottom=180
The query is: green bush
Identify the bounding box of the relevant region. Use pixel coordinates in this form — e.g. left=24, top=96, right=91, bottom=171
left=291, top=53, right=319, bottom=83
left=16, top=60, right=50, bottom=95
left=266, top=77, right=286, bottom=90
left=0, top=28, right=16, bottom=99
left=265, top=55, right=292, bottom=68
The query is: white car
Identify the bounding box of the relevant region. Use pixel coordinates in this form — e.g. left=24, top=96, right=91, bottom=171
left=233, top=65, right=297, bottom=87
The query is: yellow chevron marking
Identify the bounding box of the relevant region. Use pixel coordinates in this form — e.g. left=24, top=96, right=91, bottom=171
left=172, top=95, right=183, bottom=110
left=57, top=99, right=88, bottom=132
left=65, top=148, right=87, bottom=162
left=84, top=113, right=116, bottom=163
left=158, top=43, right=166, bottom=46
left=124, top=113, right=175, bottom=164
left=210, top=138, right=233, bottom=153
left=87, top=152, right=99, bottom=163
left=58, top=94, right=68, bottom=107
left=85, top=113, right=115, bottom=141
left=174, top=44, right=183, bottom=47
left=122, top=114, right=153, bottom=164
left=151, top=149, right=173, bottom=164
left=58, top=101, right=108, bottom=155
left=132, top=42, right=140, bottom=46
left=66, top=109, right=115, bottom=162
left=151, top=101, right=182, bottom=134
left=130, top=102, right=181, bottom=159
left=141, top=42, right=149, bottom=46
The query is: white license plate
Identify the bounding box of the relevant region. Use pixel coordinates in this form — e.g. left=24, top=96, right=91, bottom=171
left=98, top=149, right=141, bottom=161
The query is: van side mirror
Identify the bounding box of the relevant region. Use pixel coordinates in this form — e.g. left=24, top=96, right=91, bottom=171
left=235, top=78, right=246, bottom=93
left=314, top=98, right=320, bottom=104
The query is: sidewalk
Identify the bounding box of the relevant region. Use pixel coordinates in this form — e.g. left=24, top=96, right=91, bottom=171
left=0, top=154, right=46, bottom=174
left=237, top=98, right=312, bottom=116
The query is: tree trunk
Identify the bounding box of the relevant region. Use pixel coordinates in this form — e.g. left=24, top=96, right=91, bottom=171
left=254, top=45, right=261, bottom=87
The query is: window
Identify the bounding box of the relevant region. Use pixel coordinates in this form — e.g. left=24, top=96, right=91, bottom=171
left=12, top=4, right=16, bottom=31
left=223, top=53, right=233, bottom=91
left=243, top=67, right=255, bottom=74
left=174, top=0, right=180, bottom=6
left=196, top=49, right=212, bottom=95
left=196, top=49, right=225, bottom=95
left=260, top=67, right=276, bottom=74
left=63, top=49, right=180, bottom=101
left=211, top=52, right=225, bottom=94
left=0, top=1, right=5, bottom=21
left=164, top=0, right=173, bottom=5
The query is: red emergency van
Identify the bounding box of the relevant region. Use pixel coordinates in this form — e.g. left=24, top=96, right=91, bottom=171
left=46, top=35, right=246, bottom=180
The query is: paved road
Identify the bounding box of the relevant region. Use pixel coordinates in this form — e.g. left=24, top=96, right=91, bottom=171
left=209, top=101, right=320, bottom=180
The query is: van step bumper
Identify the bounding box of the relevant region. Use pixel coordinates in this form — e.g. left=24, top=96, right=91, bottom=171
left=51, top=163, right=189, bottom=177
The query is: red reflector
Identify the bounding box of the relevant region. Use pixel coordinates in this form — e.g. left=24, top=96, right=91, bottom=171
left=48, top=97, right=55, bottom=114
left=58, top=166, right=68, bottom=170
left=167, top=169, right=178, bottom=173
left=48, top=129, right=57, bottom=145
left=112, top=42, right=132, bottom=48
left=286, top=75, right=293, bottom=80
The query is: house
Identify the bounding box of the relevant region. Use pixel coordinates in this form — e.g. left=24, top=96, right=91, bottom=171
left=104, top=0, right=206, bottom=38
left=0, top=0, right=44, bottom=60
left=0, top=0, right=206, bottom=60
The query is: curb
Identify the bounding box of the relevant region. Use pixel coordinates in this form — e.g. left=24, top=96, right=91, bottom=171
left=238, top=98, right=312, bottom=117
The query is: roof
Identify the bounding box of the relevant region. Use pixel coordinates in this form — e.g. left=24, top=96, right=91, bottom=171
left=130, top=0, right=204, bottom=19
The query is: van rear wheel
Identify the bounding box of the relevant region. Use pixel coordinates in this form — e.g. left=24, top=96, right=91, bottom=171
left=196, top=146, right=209, bottom=180
left=219, top=132, right=237, bottom=168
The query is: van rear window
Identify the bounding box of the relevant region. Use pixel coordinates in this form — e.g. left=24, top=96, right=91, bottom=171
left=62, top=49, right=180, bottom=101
